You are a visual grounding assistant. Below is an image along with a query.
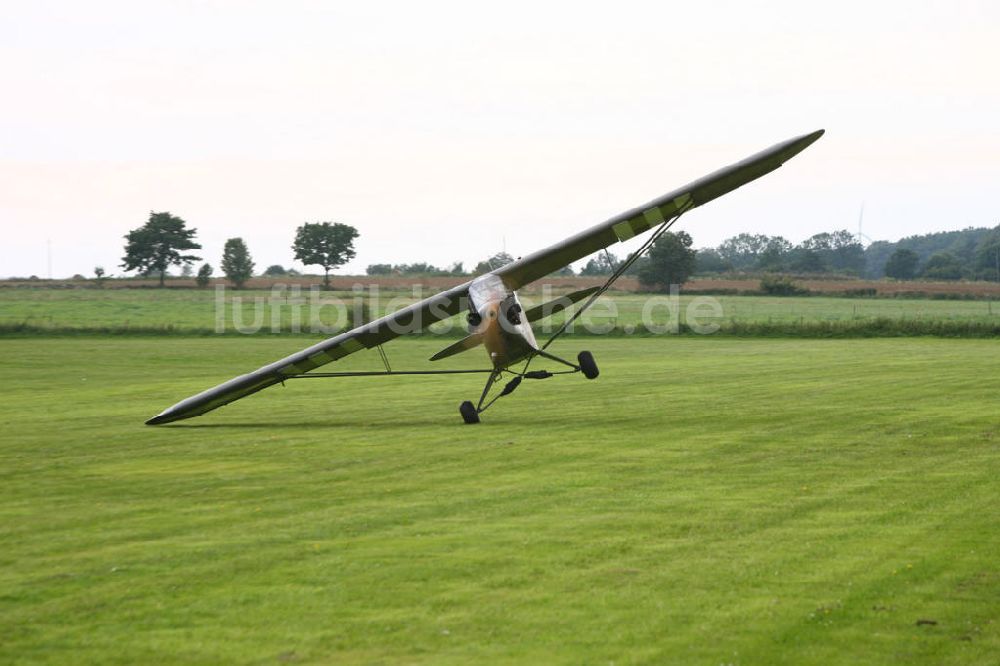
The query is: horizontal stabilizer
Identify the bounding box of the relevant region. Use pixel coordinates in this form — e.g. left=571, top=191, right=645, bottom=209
left=430, top=332, right=485, bottom=361
left=523, top=286, right=601, bottom=322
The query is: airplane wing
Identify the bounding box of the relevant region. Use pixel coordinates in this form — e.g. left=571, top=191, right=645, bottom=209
left=147, top=129, right=823, bottom=425
left=146, top=281, right=472, bottom=424
left=495, top=129, right=824, bottom=289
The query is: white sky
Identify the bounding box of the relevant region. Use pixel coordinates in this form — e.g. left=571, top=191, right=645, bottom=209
left=1, top=0, right=998, bottom=278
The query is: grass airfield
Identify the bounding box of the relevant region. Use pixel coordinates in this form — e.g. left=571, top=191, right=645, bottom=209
left=1, top=336, right=999, bottom=664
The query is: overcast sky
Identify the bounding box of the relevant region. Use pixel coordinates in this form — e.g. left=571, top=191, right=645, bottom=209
left=1, top=0, right=998, bottom=278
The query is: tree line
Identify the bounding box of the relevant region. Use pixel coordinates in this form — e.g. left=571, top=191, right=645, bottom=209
left=108, top=210, right=698, bottom=292
left=113, top=214, right=601, bottom=288
left=865, top=226, right=1000, bottom=281
left=107, top=210, right=1000, bottom=289
left=696, top=226, right=1000, bottom=281
left=364, top=252, right=575, bottom=278
left=116, top=211, right=358, bottom=288
left=695, top=230, right=865, bottom=275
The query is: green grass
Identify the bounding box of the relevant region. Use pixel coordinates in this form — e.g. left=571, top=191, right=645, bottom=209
left=2, top=287, right=1000, bottom=337
left=1, top=336, right=998, bottom=664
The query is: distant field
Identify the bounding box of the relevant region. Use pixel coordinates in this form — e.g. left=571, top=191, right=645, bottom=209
left=1, top=337, right=997, bottom=664
left=8, top=274, right=1000, bottom=298
left=2, top=287, right=1000, bottom=336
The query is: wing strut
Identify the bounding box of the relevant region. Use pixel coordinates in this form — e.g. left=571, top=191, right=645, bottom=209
left=540, top=199, right=693, bottom=351
left=375, top=344, right=392, bottom=373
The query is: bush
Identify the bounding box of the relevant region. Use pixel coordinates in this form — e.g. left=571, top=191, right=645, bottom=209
left=840, top=288, right=878, bottom=298
left=759, top=275, right=809, bottom=296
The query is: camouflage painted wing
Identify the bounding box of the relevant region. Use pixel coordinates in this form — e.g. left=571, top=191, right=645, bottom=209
left=495, top=129, right=824, bottom=289
left=145, top=281, right=471, bottom=424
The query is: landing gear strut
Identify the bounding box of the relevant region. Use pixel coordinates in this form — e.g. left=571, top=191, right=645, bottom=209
left=458, top=350, right=598, bottom=424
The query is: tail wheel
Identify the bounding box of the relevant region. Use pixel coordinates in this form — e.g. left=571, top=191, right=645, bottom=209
left=459, top=400, right=480, bottom=424
left=578, top=351, right=599, bottom=380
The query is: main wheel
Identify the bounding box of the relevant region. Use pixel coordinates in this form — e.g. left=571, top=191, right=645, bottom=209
left=578, top=351, right=599, bottom=379
left=459, top=400, right=480, bottom=424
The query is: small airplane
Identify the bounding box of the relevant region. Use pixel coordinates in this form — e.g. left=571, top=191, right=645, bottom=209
left=147, top=129, right=824, bottom=425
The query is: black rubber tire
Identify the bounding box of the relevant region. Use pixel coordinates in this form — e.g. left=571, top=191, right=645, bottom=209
left=459, top=400, right=480, bottom=424
left=578, top=350, right=599, bottom=380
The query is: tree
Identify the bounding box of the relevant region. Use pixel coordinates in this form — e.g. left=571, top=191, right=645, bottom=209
left=637, top=231, right=696, bottom=291
left=580, top=252, right=618, bottom=276
left=884, top=248, right=920, bottom=280
left=756, top=237, right=793, bottom=272
left=827, top=229, right=865, bottom=273
left=921, top=252, right=964, bottom=280
left=974, top=226, right=1000, bottom=281
left=292, top=222, right=358, bottom=288
left=396, top=262, right=441, bottom=275
left=474, top=252, right=514, bottom=275
left=788, top=247, right=825, bottom=273
left=622, top=252, right=647, bottom=276
left=121, top=211, right=201, bottom=287
left=196, top=263, right=213, bottom=288
left=263, top=264, right=288, bottom=276
left=694, top=249, right=732, bottom=274
left=221, top=237, right=255, bottom=289
left=366, top=263, right=392, bottom=275
left=717, top=233, right=770, bottom=270
left=800, top=232, right=832, bottom=253
left=93, top=266, right=106, bottom=288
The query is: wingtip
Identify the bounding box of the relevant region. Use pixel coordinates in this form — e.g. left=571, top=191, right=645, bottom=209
left=145, top=408, right=180, bottom=425
left=779, top=129, right=825, bottom=160
left=803, top=128, right=825, bottom=143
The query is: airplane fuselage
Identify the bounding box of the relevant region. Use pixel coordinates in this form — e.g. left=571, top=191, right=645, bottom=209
left=467, top=273, right=538, bottom=369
